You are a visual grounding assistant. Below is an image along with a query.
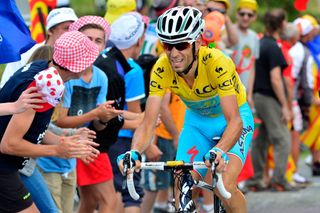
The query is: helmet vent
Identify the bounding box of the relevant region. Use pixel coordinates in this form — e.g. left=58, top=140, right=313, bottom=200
left=183, top=8, right=188, bottom=15
left=191, top=21, right=200, bottom=34
left=172, top=10, right=178, bottom=16
left=162, top=16, right=167, bottom=31
left=193, top=10, right=199, bottom=17
left=185, top=17, right=192, bottom=31
left=177, top=17, right=183, bottom=32
left=168, top=19, right=174, bottom=33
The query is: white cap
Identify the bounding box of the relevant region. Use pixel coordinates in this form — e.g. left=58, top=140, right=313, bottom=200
left=293, top=18, right=313, bottom=36
left=109, top=12, right=145, bottom=50
left=46, top=7, right=78, bottom=30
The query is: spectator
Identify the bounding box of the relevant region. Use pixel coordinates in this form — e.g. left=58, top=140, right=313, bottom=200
left=287, top=19, right=314, bottom=184
left=104, top=0, right=136, bottom=24
left=296, top=15, right=320, bottom=177
left=204, top=0, right=238, bottom=49
left=246, top=9, right=294, bottom=192
left=1, top=7, right=78, bottom=88
left=98, top=12, right=147, bottom=213
left=19, top=45, right=59, bottom=213
left=0, top=31, right=100, bottom=213
left=231, top=0, right=259, bottom=109
left=56, top=16, right=120, bottom=213
left=32, top=45, right=93, bottom=213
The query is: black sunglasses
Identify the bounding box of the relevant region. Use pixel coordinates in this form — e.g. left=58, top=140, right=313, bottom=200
left=238, top=11, right=254, bottom=18
left=162, top=42, right=192, bottom=51
left=206, top=7, right=226, bottom=15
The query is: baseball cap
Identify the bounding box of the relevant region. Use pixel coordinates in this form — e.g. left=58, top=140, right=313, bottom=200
left=237, top=0, right=258, bottom=12
left=109, top=12, right=145, bottom=50
left=27, top=67, right=65, bottom=112
left=294, top=17, right=313, bottom=36
left=46, top=7, right=78, bottom=30
left=302, top=14, right=319, bottom=29
left=53, top=31, right=99, bottom=73
left=69, top=16, right=111, bottom=41
left=104, top=0, right=136, bottom=24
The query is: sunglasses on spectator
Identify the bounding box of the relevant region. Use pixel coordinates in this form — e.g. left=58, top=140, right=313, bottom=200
left=162, top=41, right=193, bottom=51
left=206, top=7, right=226, bottom=14
left=238, top=11, right=254, bottom=18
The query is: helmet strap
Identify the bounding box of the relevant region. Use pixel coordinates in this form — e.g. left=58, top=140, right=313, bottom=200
left=177, top=42, right=197, bottom=76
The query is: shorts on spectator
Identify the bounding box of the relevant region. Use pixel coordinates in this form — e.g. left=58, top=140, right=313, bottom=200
left=108, top=137, right=144, bottom=207
left=144, top=136, right=176, bottom=191
left=0, top=171, right=33, bottom=212
left=76, top=153, right=113, bottom=186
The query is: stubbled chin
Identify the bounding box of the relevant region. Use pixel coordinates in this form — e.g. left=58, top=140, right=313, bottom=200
left=171, top=61, right=184, bottom=70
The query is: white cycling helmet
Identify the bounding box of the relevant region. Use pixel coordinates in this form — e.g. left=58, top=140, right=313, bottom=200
left=156, top=6, right=205, bottom=44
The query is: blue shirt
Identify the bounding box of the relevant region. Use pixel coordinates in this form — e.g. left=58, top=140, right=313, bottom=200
left=118, top=59, right=145, bottom=138
left=37, top=65, right=108, bottom=173
left=63, top=65, right=108, bottom=126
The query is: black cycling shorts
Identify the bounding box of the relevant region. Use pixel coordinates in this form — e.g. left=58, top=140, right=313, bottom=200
left=0, top=172, right=33, bottom=212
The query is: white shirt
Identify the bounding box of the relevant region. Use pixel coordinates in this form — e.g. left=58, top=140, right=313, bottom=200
left=0, top=42, right=44, bottom=88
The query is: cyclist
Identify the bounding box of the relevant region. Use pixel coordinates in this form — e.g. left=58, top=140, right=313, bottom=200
left=118, top=6, right=254, bottom=213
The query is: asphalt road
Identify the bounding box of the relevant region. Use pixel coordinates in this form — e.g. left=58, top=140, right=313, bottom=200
left=247, top=157, right=320, bottom=213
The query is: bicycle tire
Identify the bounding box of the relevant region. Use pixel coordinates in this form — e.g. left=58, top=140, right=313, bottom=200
left=214, top=194, right=226, bottom=213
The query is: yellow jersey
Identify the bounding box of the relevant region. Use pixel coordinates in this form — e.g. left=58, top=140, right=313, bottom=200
left=149, top=46, right=247, bottom=117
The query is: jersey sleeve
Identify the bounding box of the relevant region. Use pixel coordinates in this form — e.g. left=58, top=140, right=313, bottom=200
left=211, top=55, right=240, bottom=97
left=124, top=65, right=146, bottom=102
left=96, top=68, right=108, bottom=105
left=149, top=57, right=170, bottom=97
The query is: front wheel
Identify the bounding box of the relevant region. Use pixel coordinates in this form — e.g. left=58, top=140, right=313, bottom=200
left=214, top=194, right=226, bottom=213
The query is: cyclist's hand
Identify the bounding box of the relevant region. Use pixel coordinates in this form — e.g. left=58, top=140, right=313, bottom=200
left=203, top=147, right=230, bottom=173
left=117, top=150, right=142, bottom=175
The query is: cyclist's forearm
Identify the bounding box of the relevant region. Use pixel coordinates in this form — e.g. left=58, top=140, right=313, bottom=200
left=160, top=106, right=179, bottom=139
left=131, top=123, right=155, bottom=153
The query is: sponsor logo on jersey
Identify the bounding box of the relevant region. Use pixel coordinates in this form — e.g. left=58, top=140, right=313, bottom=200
left=215, top=67, right=227, bottom=78
left=154, top=67, right=164, bottom=79
left=194, top=84, right=216, bottom=97
left=218, top=74, right=240, bottom=93
left=202, top=53, right=212, bottom=65
left=150, top=80, right=163, bottom=90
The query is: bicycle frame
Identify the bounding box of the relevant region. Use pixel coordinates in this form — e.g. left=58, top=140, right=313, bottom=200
left=125, top=160, right=231, bottom=212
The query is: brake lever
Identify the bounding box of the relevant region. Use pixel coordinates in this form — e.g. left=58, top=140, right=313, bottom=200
left=122, top=153, right=131, bottom=190
left=210, top=151, right=218, bottom=188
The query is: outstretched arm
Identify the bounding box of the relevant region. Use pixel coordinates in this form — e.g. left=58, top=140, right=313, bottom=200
left=0, top=87, right=45, bottom=116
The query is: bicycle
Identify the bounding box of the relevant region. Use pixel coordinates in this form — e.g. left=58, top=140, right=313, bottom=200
left=122, top=152, right=231, bottom=213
